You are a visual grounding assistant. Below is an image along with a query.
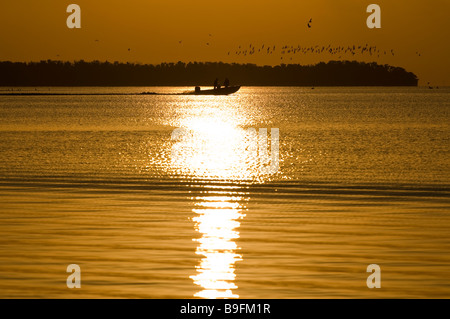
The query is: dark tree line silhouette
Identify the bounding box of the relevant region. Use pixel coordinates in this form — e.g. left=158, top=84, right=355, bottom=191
left=0, top=60, right=418, bottom=86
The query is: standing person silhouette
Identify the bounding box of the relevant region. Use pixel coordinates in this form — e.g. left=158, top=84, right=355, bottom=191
left=213, top=78, right=219, bottom=90
left=223, top=78, right=230, bottom=88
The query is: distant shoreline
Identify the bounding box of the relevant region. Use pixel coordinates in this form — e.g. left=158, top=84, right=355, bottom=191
left=0, top=60, right=418, bottom=87
left=2, top=86, right=441, bottom=97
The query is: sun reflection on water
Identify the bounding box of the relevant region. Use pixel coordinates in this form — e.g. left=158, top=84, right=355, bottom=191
left=170, top=117, right=256, bottom=181
left=190, top=193, right=247, bottom=299
left=167, top=106, right=276, bottom=298
left=169, top=116, right=280, bottom=182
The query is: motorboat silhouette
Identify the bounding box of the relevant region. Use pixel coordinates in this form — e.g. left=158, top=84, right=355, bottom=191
left=186, top=86, right=241, bottom=95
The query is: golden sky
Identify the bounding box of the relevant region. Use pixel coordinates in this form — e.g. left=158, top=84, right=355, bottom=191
left=0, top=0, right=449, bottom=85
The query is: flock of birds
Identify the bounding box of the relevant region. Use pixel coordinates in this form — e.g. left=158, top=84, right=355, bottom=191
left=87, top=18, right=423, bottom=62
left=173, top=18, right=423, bottom=62
left=227, top=44, right=400, bottom=61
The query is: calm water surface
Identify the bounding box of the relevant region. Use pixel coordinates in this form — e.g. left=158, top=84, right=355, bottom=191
left=0, top=87, right=449, bottom=298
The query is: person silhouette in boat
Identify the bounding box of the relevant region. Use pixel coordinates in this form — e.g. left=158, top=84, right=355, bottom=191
left=214, top=78, right=219, bottom=90
left=223, top=78, right=230, bottom=88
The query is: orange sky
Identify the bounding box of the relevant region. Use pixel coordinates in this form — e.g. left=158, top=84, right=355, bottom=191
left=0, top=0, right=449, bottom=85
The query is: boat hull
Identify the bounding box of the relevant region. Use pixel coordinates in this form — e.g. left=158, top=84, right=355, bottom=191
left=187, top=86, right=240, bottom=95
